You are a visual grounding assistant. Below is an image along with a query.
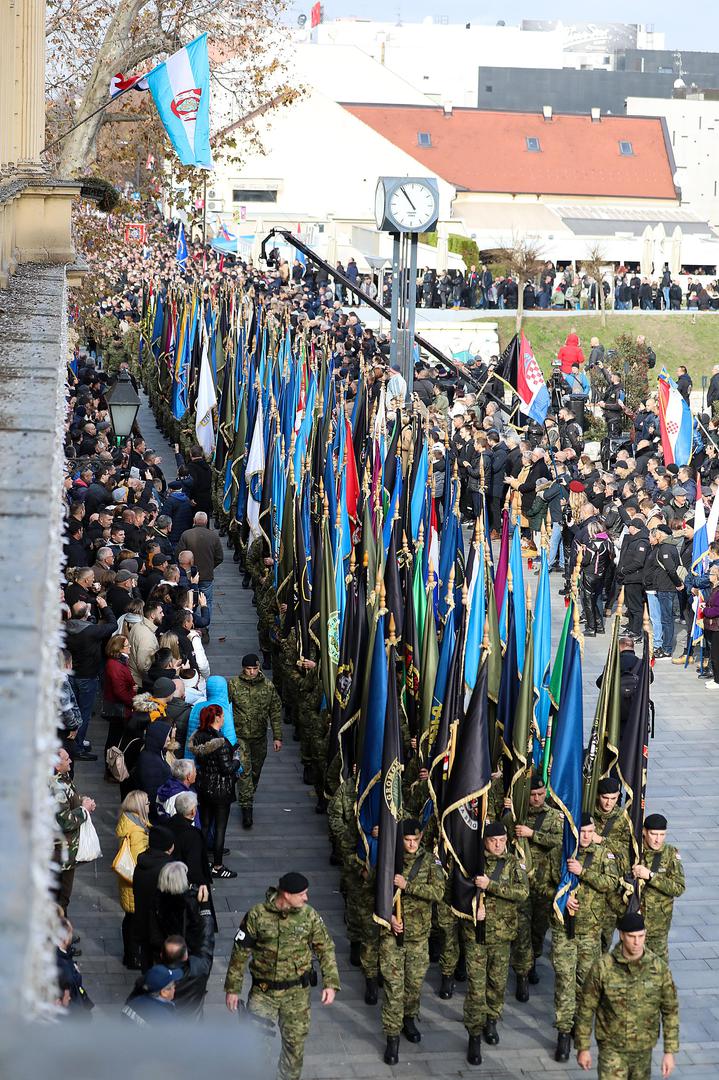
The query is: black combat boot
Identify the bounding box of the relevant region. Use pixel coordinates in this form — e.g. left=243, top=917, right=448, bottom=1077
left=515, top=974, right=529, bottom=1002
left=483, top=1019, right=499, bottom=1045
left=466, top=1035, right=482, bottom=1066
left=555, top=1032, right=571, bottom=1062
left=402, top=1016, right=421, bottom=1043
left=349, top=941, right=361, bottom=968
left=383, top=1036, right=399, bottom=1066
left=364, top=978, right=378, bottom=1005
left=438, top=974, right=454, bottom=1000
left=302, top=763, right=314, bottom=785
left=241, top=572, right=251, bottom=588
left=241, top=806, right=253, bottom=829
left=528, top=962, right=540, bottom=985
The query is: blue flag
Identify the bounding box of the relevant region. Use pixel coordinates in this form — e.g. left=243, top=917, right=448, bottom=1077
left=357, top=614, right=387, bottom=867
left=532, top=548, right=552, bottom=770
left=146, top=34, right=213, bottom=168
left=547, top=629, right=584, bottom=921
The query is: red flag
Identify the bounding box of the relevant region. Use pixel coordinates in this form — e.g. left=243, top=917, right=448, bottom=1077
left=110, top=73, right=149, bottom=98
left=218, top=254, right=225, bottom=272
left=344, top=418, right=360, bottom=525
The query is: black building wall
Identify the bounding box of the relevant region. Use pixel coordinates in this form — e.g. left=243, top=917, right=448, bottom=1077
left=477, top=67, right=674, bottom=114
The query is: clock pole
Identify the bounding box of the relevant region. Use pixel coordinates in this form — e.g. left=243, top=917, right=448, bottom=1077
left=389, top=232, right=401, bottom=374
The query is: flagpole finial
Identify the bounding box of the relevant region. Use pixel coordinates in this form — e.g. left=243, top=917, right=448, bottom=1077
left=379, top=578, right=387, bottom=614
left=363, top=550, right=369, bottom=569
left=473, top=516, right=481, bottom=544
left=525, top=581, right=532, bottom=609
left=616, top=586, right=625, bottom=618
left=349, top=547, right=357, bottom=573
left=388, top=612, right=398, bottom=646
left=418, top=520, right=425, bottom=546
left=427, top=560, right=436, bottom=591
left=462, top=579, right=469, bottom=606
left=445, top=566, right=456, bottom=609
left=323, top=493, right=329, bottom=518
left=482, top=615, right=490, bottom=651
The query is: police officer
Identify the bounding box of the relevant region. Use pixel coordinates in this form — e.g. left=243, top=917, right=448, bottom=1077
left=575, top=911, right=679, bottom=1079
left=632, top=813, right=686, bottom=963
left=224, top=872, right=339, bottom=1080
left=546, top=813, right=619, bottom=1062
left=381, top=818, right=444, bottom=1066
left=462, top=821, right=529, bottom=1065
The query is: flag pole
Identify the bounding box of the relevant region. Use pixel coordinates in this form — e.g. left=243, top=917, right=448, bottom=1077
left=41, top=85, right=137, bottom=156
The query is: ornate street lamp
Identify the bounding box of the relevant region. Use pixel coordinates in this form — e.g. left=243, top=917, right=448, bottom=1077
left=105, top=370, right=140, bottom=441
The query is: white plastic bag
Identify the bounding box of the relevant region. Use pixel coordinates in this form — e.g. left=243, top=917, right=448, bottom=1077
left=76, top=812, right=102, bottom=863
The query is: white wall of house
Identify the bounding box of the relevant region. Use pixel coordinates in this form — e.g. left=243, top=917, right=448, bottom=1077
left=626, top=95, right=719, bottom=225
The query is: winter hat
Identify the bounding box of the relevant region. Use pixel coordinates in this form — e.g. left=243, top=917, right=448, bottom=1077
left=152, top=678, right=176, bottom=700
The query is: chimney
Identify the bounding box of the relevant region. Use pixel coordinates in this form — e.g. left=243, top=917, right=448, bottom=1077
left=542, top=104, right=553, bottom=121
left=590, top=106, right=601, bottom=122
left=443, top=102, right=453, bottom=117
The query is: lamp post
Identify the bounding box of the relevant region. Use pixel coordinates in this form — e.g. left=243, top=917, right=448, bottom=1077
left=105, top=370, right=141, bottom=443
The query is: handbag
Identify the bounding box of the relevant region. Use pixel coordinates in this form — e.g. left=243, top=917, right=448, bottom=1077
left=112, top=835, right=136, bottom=883
left=76, top=813, right=102, bottom=863
left=106, top=737, right=141, bottom=782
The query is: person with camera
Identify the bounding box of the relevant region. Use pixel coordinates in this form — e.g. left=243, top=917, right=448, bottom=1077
left=599, top=372, right=627, bottom=439
left=224, top=872, right=339, bottom=1080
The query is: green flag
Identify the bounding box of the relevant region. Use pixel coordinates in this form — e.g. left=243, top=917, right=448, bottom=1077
left=543, top=600, right=573, bottom=784
left=418, top=576, right=439, bottom=765
left=582, top=612, right=622, bottom=813
left=319, top=512, right=339, bottom=707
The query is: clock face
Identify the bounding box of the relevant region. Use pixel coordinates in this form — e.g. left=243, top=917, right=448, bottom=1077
left=388, top=181, right=436, bottom=231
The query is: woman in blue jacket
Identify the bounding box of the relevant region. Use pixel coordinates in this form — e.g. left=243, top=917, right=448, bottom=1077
left=184, top=675, right=234, bottom=758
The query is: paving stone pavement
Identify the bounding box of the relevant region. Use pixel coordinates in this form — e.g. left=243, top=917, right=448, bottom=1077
left=68, top=395, right=719, bottom=1078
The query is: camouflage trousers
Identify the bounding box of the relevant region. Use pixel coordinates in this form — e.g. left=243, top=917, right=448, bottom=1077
left=597, top=1045, right=653, bottom=1080
left=342, top=867, right=364, bottom=944
left=601, top=909, right=618, bottom=953
left=437, top=899, right=460, bottom=977
left=246, top=983, right=311, bottom=1080
left=460, top=923, right=512, bottom=1033
left=645, top=929, right=670, bottom=966
left=551, top=929, right=601, bottom=1033
left=380, top=933, right=429, bottom=1034
left=512, top=890, right=552, bottom=974
left=236, top=736, right=267, bottom=807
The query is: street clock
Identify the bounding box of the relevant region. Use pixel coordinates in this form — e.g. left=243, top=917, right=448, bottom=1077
left=375, top=176, right=439, bottom=234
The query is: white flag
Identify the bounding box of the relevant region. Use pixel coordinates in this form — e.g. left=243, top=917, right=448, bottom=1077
left=246, top=396, right=265, bottom=539
left=195, top=325, right=217, bottom=455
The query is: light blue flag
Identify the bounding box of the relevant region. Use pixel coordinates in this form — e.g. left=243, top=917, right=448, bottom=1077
left=146, top=34, right=212, bottom=168
left=175, top=222, right=188, bottom=265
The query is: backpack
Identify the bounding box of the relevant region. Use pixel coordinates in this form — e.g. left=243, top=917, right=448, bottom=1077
left=620, top=658, right=642, bottom=700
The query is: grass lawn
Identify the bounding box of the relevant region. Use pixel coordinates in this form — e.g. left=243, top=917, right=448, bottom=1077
left=490, top=313, right=719, bottom=380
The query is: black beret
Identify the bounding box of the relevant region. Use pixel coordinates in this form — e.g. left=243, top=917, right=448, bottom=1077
left=278, top=872, right=309, bottom=894
left=484, top=822, right=507, bottom=839
left=644, top=814, right=668, bottom=831
left=597, top=777, right=620, bottom=795
left=617, top=911, right=645, bottom=933
left=242, top=653, right=260, bottom=667
left=530, top=775, right=546, bottom=791
left=580, top=813, right=594, bottom=827
left=401, top=818, right=422, bottom=837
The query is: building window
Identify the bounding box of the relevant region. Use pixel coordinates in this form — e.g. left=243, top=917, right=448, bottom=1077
left=232, top=188, right=277, bottom=203
left=485, top=85, right=493, bottom=92
left=526, top=136, right=541, bottom=152
left=618, top=140, right=634, bottom=156
left=417, top=132, right=432, bottom=147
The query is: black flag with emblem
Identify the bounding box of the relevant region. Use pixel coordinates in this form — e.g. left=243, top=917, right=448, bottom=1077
left=439, top=656, right=492, bottom=920
left=374, top=627, right=404, bottom=930
left=617, top=627, right=651, bottom=910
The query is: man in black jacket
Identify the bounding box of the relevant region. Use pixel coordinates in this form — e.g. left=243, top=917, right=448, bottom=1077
left=167, top=791, right=211, bottom=889
left=617, top=518, right=650, bottom=637
left=486, top=431, right=508, bottom=536
left=676, top=366, right=692, bottom=404
left=708, top=365, right=719, bottom=411
left=646, top=525, right=684, bottom=657
left=149, top=930, right=215, bottom=1020
left=133, top=826, right=175, bottom=972
left=65, top=597, right=117, bottom=757
left=176, top=443, right=213, bottom=516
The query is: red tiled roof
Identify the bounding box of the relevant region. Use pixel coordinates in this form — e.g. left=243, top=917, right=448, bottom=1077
left=342, top=104, right=677, bottom=200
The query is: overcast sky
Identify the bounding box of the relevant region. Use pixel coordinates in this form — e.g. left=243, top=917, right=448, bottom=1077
left=294, top=2, right=714, bottom=51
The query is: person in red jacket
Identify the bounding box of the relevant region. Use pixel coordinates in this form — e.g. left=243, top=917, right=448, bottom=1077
left=103, top=634, right=138, bottom=775
left=557, top=331, right=586, bottom=375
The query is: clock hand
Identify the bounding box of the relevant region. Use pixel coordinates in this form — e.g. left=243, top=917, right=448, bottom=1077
left=401, top=187, right=416, bottom=211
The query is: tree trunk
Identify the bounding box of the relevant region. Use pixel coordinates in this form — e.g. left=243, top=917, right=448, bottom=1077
left=57, top=0, right=156, bottom=176
left=598, top=280, right=607, bottom=330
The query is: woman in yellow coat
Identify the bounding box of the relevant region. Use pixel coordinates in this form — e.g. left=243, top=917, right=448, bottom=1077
left=115, top=790, right=150, bottom=969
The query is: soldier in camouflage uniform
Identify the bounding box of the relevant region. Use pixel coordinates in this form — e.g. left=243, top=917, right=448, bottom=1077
left=256, top=575, right=280, bottom=670
left=545, top=813, right=620, bottom=1062
left=593, top=777, right=634, bottom=951
left=381, top=818, right=445, bottom=1066
left=224, top=871, right=340, bottom=1080
left=510, top=775, right=563, bottom=997
left=229, top=654, right=283, bottom=828
left=327, top=776, right=363, bottom=964
left=461, top=820, right=529, bottom=1066
left=631, top=813, right=685, bottom=964
left=575, top=910, right=680, bottom=1080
